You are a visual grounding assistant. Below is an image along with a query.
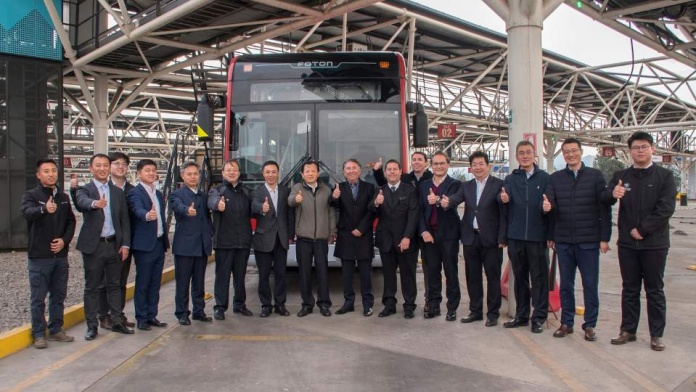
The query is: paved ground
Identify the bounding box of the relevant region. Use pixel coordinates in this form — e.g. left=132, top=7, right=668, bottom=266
left=1, top=207, right=695, bottom=392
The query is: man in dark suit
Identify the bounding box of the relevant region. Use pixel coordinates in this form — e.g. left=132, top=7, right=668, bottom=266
left=419, top=151, right=462, bottom=321
left=442, top=151, right=507, bottom=327
left=251, top=160, right=294, bottom=318
left=372, top=159, right=420, bottom=319
left=75, top=154, right=134, bottom=340
left=331, top=159, right=376, bottom=317
left=169, top=161, right=213, bottom=325
left=128, top=159, right=170, bottom=331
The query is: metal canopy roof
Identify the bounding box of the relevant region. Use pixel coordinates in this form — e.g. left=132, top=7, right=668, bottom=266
left=56, top=0, right=696, bottom=168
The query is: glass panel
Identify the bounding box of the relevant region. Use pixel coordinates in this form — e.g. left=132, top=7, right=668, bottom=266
left=318, top=108, right=401, bottom=186
left=250, top=81, right=381, bottom=103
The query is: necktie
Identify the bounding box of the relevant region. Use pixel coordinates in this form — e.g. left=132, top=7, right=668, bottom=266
left=391, top=186, right=396, bottom=193
left=351, top=183, right=358, bottom=199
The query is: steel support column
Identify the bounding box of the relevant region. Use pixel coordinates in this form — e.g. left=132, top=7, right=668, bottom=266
left=94, top=74, right=109, bottom=154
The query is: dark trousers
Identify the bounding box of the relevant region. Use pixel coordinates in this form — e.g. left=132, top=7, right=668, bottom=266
left=418, top=239, right=428, bottom=300
left=174, top=255, right=208, bottom=319
left=296, top=238, right=331, bottom=309
left=214, top=248, right=250, bottom=312
left=340, top=258, right=374, bottom=309
left=463, top=233, right=503, bottom=320
left=423, top=239, right=461, bottom=312
left=98, top=253, right=132, bottom=319
left=381, top=248, right=418, bottom=311
left=507, top=239, right=549, bottom=323
left=556, top=243, right=600, bottom=329
left=83, top=242, right=124, bottom=328
left=28, top=258, right=69, bottom=338
left=618, top=247, right=668, bottom=337
left=256, top=236, right=288, bottom=308
left=133, top=238, right=166, bottom=322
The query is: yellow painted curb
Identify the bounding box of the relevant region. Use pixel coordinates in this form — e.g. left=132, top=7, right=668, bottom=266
left=0, top=255, right=214, bottom=360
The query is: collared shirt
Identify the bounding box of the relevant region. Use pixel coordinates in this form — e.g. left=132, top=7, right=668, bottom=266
left=473, top=175, right=489, bottom=230
left=388, top=181, right=401, bottom=193
left=188, top=187, right=198, bottom=194
left=350, top=181, right=359, bottom=199
left=265, top=183, right=278, bottom=215
left=93, top=179, right=115, bottom=237
left=142, top=182, right=164, bottom=238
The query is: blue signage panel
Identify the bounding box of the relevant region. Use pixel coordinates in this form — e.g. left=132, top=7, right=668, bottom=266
left=0, top=0, right=62, bottom=61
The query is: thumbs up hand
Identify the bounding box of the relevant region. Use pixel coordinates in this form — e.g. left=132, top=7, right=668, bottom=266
left=440, top=194, right=450, bottom=209
left=46, top=196, right=57, bottom=214
left=373, top=157, right=383, bottom=171
left=542, top=194, right=551, bottom=213
left=187, top=202, right=197, bottom=217
left=427, top=188, right=438, bottom=205
left=295, top=188, right=303, bottom=204
left=95, top=192, right=108, bottom=209
left=612, top=179, right=626, bottom=199
left=218, top=195, right=226, bottom=212
left=146, top=203, right=158, bottom=221
left=500, top=187, right=509, bottom=204
left=262, top=196, right=270, bottom=213
left=332, top=183, right=341, bottom=199
left=70, top=177, right=78, bottom=189
left=374, top=189, right=384, bottom=206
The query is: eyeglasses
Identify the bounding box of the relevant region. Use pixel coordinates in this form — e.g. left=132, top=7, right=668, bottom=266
left=516, top=150, right=535, bottom=156
left=631, top=144, right=652, bottom=152
left=562, top=148, right=582, bottom=156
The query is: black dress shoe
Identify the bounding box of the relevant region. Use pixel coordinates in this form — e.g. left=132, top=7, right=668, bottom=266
left=336, top=305, right=355, bottom=315
left=503, top=318, right=529, bottom=328
left=378, top=308, right=396, bottom=317
left=445, top=310, right=457, bottom=321
left=320, top=308, right=332, bottom=317
left=363, top=308, right=373, bottom=317
left=297, top=307, right=313, bottom=317
left=123, top=317, right=136, bottom=328
left=460, top=314, right=484, bottom=323
left=531, top=321, right=544, bottom=334
left=274, top=305, right=290, bottom=316
left=99, top=316, right=113, bottom=330
left=485, top=318, right=498, bottom=327
left=233, top=307, right=253, bottom=317
left=424, top=308, right=441, bottom=319
left=179, top=317, right=191, bottom=326
left=404, top=310, right=415, bottom=319
left=112, top=323, right=135, bottom=334
left=260, top=307, right=272, bottom=318
left=147, top=318, right=168, bottom=328
left=137, top=321, right=151, bottom=331
left=192, top=314, right=213, bottom=322
left=85, top=327, right=98, bottom=341
left=214, top=309, right=225, bottom=320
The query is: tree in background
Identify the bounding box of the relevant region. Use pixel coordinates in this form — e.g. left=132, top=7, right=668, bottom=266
left=593, top=156, right=626, bottom=182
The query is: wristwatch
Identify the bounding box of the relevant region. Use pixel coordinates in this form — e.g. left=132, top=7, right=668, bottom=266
left=436, top=196, right=442, bottom=207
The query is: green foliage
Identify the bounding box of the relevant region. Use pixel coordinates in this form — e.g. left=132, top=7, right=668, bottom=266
left=593, top=156, right=626, bottom=182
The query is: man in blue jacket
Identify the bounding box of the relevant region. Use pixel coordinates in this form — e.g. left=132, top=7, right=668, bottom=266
left=170, top=161, right=213, bottom=325
left=418, top=151, right=462, bottom=321
left=604, top=132, right=676, bottom=351
left=128, top=159, right=170, bottom=331
left=500, top=141, right=551, bottom=334
left=20, top=159, right=76, bottom=348
left=546, top=138, right=611, bottom=341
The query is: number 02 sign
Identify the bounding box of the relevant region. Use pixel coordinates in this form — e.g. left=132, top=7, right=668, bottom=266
left=438, top=124, right=456, bottom=139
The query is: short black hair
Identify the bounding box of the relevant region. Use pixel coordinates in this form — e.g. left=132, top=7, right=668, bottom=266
left=90, top=153, right=111, bottom=166
left=180, top=161, right=200, bottom=172
left=302, top=160, right=319, bottom=173
left=222, top=159, right=240, bottom=172
left=262, top=160, right=279, bottom=172
left=385, top=159, right=401, bottom=170
left=109, top=152, right=130, bottom=165
left=411, top=151, right=428, bottom=161
left=36, top=158, right=57, bottom=171
left=561, top=138, right=582, bottom=150
left=431, top=151, right=450, bottom=164
left=627, top=131, right=654, bottom=148
left=468, top=151, right=489, bottom=165
left=136, top=159, right=157, bottom=171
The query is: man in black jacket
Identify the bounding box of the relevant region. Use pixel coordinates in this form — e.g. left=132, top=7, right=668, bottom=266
left=20, top=159, right=76, bottom=349
left=546, top=138, right=611, bottom=342
left=500, top=141, right=551, bottom=334
left=208, top=160, right=253, bottom=320
left=604, top=132, right=676, bottom=351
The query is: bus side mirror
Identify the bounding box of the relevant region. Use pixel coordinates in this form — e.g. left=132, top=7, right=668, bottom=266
left=412, top=111, right=428, bottom=147
left=197, top=101, right=214, bottom=142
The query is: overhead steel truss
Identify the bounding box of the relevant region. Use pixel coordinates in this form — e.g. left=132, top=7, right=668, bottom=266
left=45, top=0, right=696, bottom=178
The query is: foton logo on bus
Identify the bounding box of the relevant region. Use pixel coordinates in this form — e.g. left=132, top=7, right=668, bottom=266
left=297, top=61, right=334, bottom=67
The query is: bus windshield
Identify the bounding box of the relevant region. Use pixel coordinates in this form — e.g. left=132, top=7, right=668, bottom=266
left=234, top=105, right=401, bottom=186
